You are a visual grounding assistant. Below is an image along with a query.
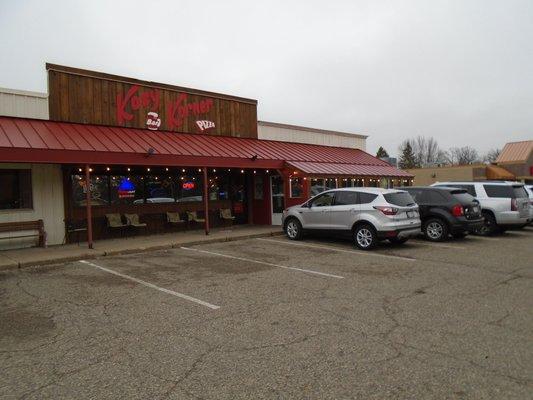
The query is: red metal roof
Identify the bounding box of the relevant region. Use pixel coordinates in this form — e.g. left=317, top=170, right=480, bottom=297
left=287, top=161, right=412, bottom=177
left=0, top=116, right=409, bottom=177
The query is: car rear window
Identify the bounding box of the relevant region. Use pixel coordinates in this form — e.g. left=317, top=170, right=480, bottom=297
left=383, top=192, right=416, bottom=206
left=483, top=184, right=525, bottom=198
left=359, top=192, right=378, bottom=204
left=512, top=186, right=528, bottom=198
left=451, top=191, right=476, bottom=204
left=436, top=184, right=476, bottom=196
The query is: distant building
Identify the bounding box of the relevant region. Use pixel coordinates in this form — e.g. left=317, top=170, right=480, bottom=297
left=405, top=140, right=532, bottom=185
left=258, top=121, right=367, bottom=151
left=495, top=140, right=533, bottom=183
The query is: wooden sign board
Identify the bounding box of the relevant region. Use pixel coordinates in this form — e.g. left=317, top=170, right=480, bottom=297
left=47, top=64, right=258, bottom=138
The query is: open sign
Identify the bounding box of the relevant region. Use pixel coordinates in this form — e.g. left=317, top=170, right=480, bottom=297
left=182, top=182, right=195, bottom=190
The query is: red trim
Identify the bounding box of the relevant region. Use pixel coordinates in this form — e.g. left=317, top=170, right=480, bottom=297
left=0, top=148, right=284, bottom=169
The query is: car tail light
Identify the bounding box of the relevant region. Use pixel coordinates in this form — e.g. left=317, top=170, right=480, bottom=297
left=374, top=206, right=398, bottom=215
left=451, top=204, right=464, bottom=217
left=511, top=199, right=518, bottom=211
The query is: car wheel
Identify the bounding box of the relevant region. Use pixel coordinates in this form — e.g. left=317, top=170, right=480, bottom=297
left=452, top=232, right=467, bottom=239
left=424, top=218, right=449, bottom=242
left=285, top=218, right=303, bottom=240
left=476, top=212, right=498, bottom=236
left=388, top=237, right=409, bottom=245
left=354, top=224, right=377, bottom=250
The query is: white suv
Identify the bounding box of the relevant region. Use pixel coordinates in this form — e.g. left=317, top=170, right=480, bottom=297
left=431, top=181, right=530, bottom=234
left=282, top=188, right=421, bottom=250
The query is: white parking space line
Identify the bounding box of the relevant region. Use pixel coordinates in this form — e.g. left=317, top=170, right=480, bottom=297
left=257, top=238, right=416, bottom=262
left=409, top=240, right=466, bottom=250
left=180, top=247, right=344, bottom=279
left=79, top=260, right=220, bottom=310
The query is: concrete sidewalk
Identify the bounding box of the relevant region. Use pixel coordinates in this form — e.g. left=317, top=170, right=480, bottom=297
left=0, top=225, right=283, bottom=271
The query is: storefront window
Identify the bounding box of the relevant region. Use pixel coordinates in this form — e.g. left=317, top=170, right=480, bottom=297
left=325, top=178, right=337, bottom=190
left=340, top=178, right=353, bottom=188
left=71, top=175, right=110, bottom=207
left=254, top=175, right=264, bottom=200
left=110, top=176, right=145, bottom=205
left=310, top=178, right=325, bottom=196
left=176, top=175, right=203, bottom=203
left=144, top=176, right=175, bottom=203
left=0, top=169, right=32, bottom=210
left=290, top=177, right=303, bottom=198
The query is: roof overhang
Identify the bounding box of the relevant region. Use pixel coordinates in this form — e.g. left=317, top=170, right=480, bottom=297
left=286, top=161, right=413, bottom=178
left=0, top=116, right=409, bottom=178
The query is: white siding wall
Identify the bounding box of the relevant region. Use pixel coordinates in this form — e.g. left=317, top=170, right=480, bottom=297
left=0, top=164, right=65, bottom=249
left=0, top=88, right=49, bottom=119
left=258, top=123, right=366, bottom=151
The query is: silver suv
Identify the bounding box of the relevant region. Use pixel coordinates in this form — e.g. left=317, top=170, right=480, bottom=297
left=282, top=188, right=421, bottom=250
left=431, top=181, right=530, bottom=234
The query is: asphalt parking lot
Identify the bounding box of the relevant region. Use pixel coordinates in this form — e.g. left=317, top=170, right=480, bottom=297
left=1, top=227, right=532, bottom=399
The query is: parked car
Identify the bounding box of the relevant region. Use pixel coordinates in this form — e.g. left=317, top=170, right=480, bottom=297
left=282, top=188, right=421, bottom=250
left=524, top=185, right=533, bottom=224
left=430, top=181, right=530, bottom=234
left=400, top=186, right=484, bottom=241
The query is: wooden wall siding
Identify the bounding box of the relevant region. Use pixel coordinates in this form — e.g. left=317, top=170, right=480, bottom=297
left=48, top=65, right=258, bottom=138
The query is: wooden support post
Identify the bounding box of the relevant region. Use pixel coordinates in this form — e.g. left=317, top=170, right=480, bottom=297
left=85, top=164, right=94, bottom=249
left=203, top=167, right=209, bottom=235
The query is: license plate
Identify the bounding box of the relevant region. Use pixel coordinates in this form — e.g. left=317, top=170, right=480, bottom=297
left=407, top=211, right=415, bottom=218
left=473, top=206, right=479, bottom=212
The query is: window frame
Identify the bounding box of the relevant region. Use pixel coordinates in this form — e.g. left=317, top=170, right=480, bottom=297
left=0, top=168, right=34, bottom=211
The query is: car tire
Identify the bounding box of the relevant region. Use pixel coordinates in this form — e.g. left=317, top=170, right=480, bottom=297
left=423, top=218, right=449, bottom=242
left=476, top=212, right=498, bottom=236
left=285, top=218, right=303, bottom=240
left=388, top=237, right=409, bottom=245
left=354, top=224, right=377, bottom=250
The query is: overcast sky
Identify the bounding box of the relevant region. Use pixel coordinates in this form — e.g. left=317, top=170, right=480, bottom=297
left=1, top=0, right=532, bottom=157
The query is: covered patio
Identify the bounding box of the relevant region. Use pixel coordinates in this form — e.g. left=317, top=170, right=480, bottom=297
left=0, top=115, right=412, bottom=249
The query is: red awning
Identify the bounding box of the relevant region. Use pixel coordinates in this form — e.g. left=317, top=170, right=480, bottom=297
left=287, top=161, right=412, bottom=177
left=0, top=116, right=410, bottom=177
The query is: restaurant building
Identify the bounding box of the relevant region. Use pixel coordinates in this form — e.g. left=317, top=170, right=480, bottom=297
left=0, top=64, right=412, bottom=249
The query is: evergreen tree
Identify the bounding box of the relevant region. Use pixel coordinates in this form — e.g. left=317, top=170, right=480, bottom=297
left=398, top=141, right=418, bottom=169
left=376, top=146, right=389, bottom=158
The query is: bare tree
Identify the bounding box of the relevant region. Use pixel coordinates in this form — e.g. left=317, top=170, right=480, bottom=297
left=446, top=146, right=479, bottom=165
left=409, top=136, right=446, bottom=167
left=482, top=148, right=501, bottom=163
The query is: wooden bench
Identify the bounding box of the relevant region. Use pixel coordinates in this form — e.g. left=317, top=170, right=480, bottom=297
left=0, top=220, right=47, bottom=247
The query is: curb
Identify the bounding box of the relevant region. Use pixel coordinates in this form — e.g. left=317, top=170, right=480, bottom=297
left=0, top=230, right=284, bottom=272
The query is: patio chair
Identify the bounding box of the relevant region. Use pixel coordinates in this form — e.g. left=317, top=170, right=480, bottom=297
left=166, top=212, right=185, bottom=229
left=105, top=213, right=127, bottom=237
left=219, top=208, right=235, bottom=227
left=186, top=211, right=205, bottom=228
left=63, top=218, right=87, bottom=245
left=124, top=213, right=147, bottom=235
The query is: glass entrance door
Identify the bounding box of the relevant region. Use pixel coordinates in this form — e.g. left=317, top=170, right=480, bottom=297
left=270, top=175, right=285, bottom=225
